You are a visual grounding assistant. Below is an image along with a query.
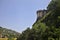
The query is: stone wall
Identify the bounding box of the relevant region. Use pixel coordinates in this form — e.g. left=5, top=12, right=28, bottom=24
left=36, top=10, right=47, bottom=21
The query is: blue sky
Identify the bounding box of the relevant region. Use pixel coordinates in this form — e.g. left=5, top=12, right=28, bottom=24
left=0, top=0, right=51, bottom=33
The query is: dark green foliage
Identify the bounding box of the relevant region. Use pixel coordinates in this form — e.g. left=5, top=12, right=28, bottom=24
left=47, top=0, right=57, bottom=11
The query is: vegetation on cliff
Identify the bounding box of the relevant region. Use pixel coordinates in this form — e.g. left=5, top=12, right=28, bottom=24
left=17, top=0, right=60, bottom=40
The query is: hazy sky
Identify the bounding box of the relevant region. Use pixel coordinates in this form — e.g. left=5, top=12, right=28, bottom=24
left=0, top=0, right=51, bottom=33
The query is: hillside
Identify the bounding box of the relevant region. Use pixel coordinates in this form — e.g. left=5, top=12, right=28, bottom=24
left=17, top=0, right=60, bottom=40
left=0, top=27, right=20, bottom=38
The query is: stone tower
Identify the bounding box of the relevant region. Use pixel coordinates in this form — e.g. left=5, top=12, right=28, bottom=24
left=36, top=10, right=47, bottom=20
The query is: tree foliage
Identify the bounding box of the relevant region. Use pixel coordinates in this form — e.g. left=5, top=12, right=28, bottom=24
left=17, top=0, right=60, bottom=40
